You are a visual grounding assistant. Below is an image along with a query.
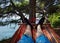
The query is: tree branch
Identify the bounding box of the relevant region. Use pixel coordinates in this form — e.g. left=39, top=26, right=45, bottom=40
left=10, top=0, right=32, bottom=25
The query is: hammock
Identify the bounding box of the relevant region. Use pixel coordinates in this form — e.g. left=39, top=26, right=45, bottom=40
left=10, top=24, right=26, bottom=43
left=42, top=24, right=60, bottom=43
left=10, top=24, right=60, bottom=43
left=10, top=13, right=60, bottom=43
left=10, top=24, right=36, bottom=43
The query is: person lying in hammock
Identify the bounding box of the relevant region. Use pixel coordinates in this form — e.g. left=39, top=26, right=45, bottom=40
left=17, top=17, right=51, bottom=43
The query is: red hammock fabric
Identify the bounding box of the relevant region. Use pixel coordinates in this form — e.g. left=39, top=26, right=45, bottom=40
left=10, top=24, right=26, bottom=43
left=42, top=24, right=60, bottom=43
left=10, top=24, right=36, bottom=43
left=10, top=24, right=60, bottom=43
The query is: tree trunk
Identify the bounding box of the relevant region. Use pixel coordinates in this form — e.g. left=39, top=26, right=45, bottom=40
left=29, top=0, right=36, bottom=23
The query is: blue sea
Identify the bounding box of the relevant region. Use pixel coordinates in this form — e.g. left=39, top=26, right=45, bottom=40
left=0, top=23, right=20, bottom=41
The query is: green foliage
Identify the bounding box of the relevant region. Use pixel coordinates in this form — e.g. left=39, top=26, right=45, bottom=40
left=52, top=20, right=60, bottom=28
left=14, top=0, right=29, bottom=7
left=48, top=12, right=60, bottom=28
left=0, top=0, right=29, bottom=14
left=0, top=5, right=13, bottom=14
left=48, top=5, right=59, bottom=14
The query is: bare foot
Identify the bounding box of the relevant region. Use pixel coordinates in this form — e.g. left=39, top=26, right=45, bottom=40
left=24, top=25, right=32, bottom=37
left=36, top=25, right=43, bottom=38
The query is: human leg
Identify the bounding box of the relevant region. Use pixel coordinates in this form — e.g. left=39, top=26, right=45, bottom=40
left=36, top=25, right=50, bottom=43
left=17, top=25, right=34, bottom=43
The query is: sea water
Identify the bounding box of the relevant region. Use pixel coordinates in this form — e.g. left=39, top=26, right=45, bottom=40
left=0, top=23, right=20, bottom=41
